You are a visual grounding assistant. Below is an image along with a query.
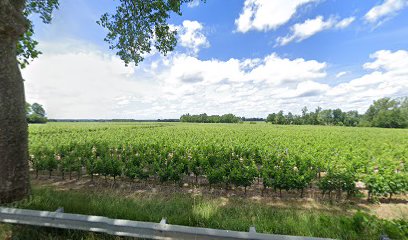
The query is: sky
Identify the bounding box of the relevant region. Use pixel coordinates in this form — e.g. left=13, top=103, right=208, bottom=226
left=22, top=0, right=408, bottom=119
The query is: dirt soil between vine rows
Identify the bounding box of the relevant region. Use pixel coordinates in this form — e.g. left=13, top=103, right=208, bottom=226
left=30, top=173, right=408, bottom=220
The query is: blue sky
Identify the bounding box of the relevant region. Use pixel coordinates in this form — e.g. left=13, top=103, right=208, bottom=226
left=23, top=0, right=408, bottom=119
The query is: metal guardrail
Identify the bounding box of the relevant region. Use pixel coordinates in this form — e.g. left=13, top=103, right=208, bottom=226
left=0, top=207, right=333, bottom=240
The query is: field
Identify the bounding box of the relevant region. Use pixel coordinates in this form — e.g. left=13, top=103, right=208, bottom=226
left=29, top=122, right=408, bottom=201
left=2, top=122, right=407, bottom=239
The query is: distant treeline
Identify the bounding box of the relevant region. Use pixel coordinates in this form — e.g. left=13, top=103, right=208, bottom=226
left=180, top=113, right=241, bottom=123
left=242, top=117, right=265, bottom=122
left=266, top=97, right=408, bottom=128
left=157, top=119, right=180, bottom=122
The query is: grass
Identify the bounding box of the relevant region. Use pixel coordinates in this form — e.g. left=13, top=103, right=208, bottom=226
left=1, top=186, right=407, bottom=240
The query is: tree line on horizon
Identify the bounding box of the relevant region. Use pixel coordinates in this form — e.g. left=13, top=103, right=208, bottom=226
left=27, top=97, right=407, bottom=128
left=266, top=97, right=408, bottom=128
left=180, top=97, right=408, bottom=128
left=180, top=113, right=241, bottom=123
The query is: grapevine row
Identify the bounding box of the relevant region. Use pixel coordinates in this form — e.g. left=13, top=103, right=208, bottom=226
left=30, top=141, right=407, bottom=200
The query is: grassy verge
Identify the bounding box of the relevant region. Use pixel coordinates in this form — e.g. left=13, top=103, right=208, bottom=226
left=1, top=187, right=407, bottom=240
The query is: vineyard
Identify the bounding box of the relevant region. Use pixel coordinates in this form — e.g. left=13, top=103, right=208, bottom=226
left=28, top=122, right=408, bottom=201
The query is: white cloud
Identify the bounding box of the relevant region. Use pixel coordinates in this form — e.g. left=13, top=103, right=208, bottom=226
left=335, top=71, right=348, bottom=78
left=246, top=53, right=327, bottom=84
left=235, top=0, right=318, bottom=33
left=280, top=81, right=330, bottom=99
left=363, top=50, right=408, bottom=73
left=22, top=40, right=158, bottom=119
left=276, top=16, right=354, bottom=46
left=327, top=50, right=408, bottom=110
left=187, top=0, right=200, bottom=8
left=335, top=17, right=355, bottom=29
left=22, top=39, right=408, bottom=118
left=177, top=20, right=210, bottom=55
left=364, top=0, right=408, bottom=24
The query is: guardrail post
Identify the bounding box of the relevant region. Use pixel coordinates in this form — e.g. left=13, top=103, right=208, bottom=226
left=56, top=207, right=64, bottom=213
left=160, top=218, right=167, bottom=225
left=380, top=234, right=390, bottom=240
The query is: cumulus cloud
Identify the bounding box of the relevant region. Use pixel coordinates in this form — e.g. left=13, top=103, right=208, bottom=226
left=22, top=40, right=158, bottom=119
left=364, top=0, right=408, bottom=24
left=22, top=39, right=408, bottom=118
left=235, top=0, right=318, bottom=33
left=246, top=53, right=327, bottom=84
left=327, top=50, right=408, bottom=109
left=177, top=20, right=210, bottom=55
left=280, top=81, right=330, bottom=99
left=159, top=53, right=326, bottom=89
left=276, top=16, right=355, bottom=46
left=363, top=50, right=408, bottom=72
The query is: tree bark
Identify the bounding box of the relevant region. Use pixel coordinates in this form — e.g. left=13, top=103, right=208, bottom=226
left=0, top=0, right=30, bottom=203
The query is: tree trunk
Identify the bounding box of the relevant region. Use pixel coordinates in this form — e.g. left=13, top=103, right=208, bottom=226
left=0, top=0, right=30, bottom=203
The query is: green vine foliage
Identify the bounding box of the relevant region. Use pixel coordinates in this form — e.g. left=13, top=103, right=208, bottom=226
left=29, top=124, right=408, bottom=200
left=318, top=165, right=358, bottom=199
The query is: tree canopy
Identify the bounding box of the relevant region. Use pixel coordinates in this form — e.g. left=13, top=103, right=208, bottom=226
left=18, top=0, right=202, bottom=68
left=363, top=97, right=408, bottom=128
left=17, top=0, right=60, bottom=68
left=26, top=102, right=47, bottom=123
left=265, top=97, right=407, bottom=128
